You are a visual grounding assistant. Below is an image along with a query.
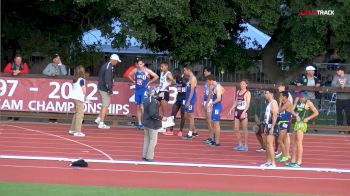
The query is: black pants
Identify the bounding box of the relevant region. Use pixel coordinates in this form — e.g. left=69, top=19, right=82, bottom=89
left=336, top=99, right=350, bottom=126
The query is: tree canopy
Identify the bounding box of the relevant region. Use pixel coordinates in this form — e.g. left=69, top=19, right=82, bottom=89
left=2, top=0, right=350, bottom=80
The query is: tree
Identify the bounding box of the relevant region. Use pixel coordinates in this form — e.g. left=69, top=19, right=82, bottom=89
left=1, top=0, right=113, bottom=68
left=241, top=0, right=350, bottom=81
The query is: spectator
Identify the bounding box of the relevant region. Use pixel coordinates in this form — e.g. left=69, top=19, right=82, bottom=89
left=142, top=87, right=167, bottom=162
left=42, top=53, right=67, bottom=76
left=331, top=66, right=350, bottom=133
left=296, top=66, right=321, bottom=105
left=42, top=53, right=68, bottom=123
left=4, top=54, right=29, bottom=75
left=4, top=54, right=29, bottom=121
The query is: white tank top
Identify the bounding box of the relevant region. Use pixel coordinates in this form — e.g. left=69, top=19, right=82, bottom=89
left=159, top=71, right=171, bottom=91
left=264, top=99, right=277, bottom=124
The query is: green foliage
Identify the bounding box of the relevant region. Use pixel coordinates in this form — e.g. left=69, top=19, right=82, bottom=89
left=3, top=0, right=350, bottom=75
left=2, top=0, right=112, bottom=68
left=279, top=0, right=350, bottom=63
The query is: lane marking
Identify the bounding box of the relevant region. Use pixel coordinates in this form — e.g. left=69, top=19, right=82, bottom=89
left=1, top=154, right=350, bottom=173
left=7, top=125, right=113, bottom=160
left=0, top=164, right=349, bottom=181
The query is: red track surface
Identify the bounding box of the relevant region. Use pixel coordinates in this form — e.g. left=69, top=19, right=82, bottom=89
left=1, top=122, right=350, bottom=195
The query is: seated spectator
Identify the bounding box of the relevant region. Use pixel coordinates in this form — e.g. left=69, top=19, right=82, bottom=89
left=4, top=54, right=29, bottom=121
left=43, top=53, right=67, bottom=123
left=4, top=54, right=29, bottom=75
left=42, top=53, right=67, bottom=76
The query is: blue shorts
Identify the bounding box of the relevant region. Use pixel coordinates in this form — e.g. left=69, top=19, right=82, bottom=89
left=211, top=104, right=222, bottom=121
left=183, top=100, right=195, bottom=113
left=135, top=89, right=146, bottom=105
left=278, top=121, right=291, bottom=133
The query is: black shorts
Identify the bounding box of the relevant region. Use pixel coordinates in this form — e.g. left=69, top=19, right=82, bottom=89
left=157, top=91, right=170, bottom=101
left=264, top=124, right=280, bottom=137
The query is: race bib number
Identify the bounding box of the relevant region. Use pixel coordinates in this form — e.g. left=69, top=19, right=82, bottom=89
left=136, top=79, right=143, bottom=86
left=282, top=123, right=288, bottom=128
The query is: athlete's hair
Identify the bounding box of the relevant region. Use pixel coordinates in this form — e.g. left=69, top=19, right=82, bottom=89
left=241, top=79, right=249, bottom=84
left=206, top=74, right=216, bottom=81
left=73, top=65, right=86, bottom=82
left=160, top=62, right=169, bottom=66
left=184, top=65, right=193, bottom=71
left=280, top=91, right=289, bottom=98
left=265, top=88, right=277, bottom=95
left=203, top=66, right=212, bottom=73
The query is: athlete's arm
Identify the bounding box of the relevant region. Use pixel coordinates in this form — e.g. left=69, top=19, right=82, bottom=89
left=304, top=100, right=319, bottom=122
left=146, top=69, right=159, bottom=86
left=128, top=69, right=136, bottom=83
left=167, top=72, right=174, bottom=84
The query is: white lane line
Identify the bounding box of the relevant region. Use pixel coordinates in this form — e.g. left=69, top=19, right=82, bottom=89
left=1, top=154, right=350, bottom=173
left=7, top=125, right=113, bottom=160
left=0, top=164, right=349, bottom=181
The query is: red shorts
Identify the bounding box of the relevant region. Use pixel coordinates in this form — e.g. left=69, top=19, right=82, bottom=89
left=234, top=109, right=248, bottom=120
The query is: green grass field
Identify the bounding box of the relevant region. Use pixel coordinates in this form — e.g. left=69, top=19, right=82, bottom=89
left=0, top=182, right=309, bottom=196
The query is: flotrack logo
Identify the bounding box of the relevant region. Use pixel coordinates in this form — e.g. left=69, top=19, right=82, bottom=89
left=299, top=9, right=335, bottom=16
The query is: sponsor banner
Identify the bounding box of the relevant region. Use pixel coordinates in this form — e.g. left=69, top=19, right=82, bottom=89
left=0, top=77, right=235, bottom=120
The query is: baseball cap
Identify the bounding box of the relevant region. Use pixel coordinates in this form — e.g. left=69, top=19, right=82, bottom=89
left=305, top=65, right=316, bottom=71
left=110, top=54, right=121, bottom=62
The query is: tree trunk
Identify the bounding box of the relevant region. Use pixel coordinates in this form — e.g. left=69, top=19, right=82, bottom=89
left=261, top=32, right=281, bottom=82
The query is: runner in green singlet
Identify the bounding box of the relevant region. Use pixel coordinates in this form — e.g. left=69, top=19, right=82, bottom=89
left=286, top=91, right=319, bottom=168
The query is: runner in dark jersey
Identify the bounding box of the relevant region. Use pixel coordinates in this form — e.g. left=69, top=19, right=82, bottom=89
left=169, top=68, right=187, bottom=136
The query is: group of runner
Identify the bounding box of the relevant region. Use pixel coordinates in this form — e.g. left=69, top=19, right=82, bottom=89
left=104, top=57, right=319, bottom=168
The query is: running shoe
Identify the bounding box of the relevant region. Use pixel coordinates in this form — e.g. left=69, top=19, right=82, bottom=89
left=68, top=130, right=76, bottom=134
left=237, top=146, right=248, bottom=151
left=182, top=134, right=193, bottom=140
left=275, top=151, right=282, bottom=158
left=135, top=124, right=144, bottom=129
left=288, top=163, right=301, bottom=168
left=260, top=162, right=272, bottom=167
left=203, top=138, right=212, bottom=144
left=255, top=148, right=266, bottom=153
left=208, top=141, right=221, bottom=147
left=73, top=132, right=86, bottom=137
left=276, top=156, right=289, bottom=162
left=285, top=162, right=296, bottom=166
left=94, top=117, right=100, bottom=124
left=98, top=123, right=110, bottom=129
left=192, top=132, right=199, bottom=137
left=233, top=145, right=242, bottom=150
left=177, top=131, right=183, bottom=137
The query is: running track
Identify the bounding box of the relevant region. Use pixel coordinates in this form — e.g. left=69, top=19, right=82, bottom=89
left=0, top=122, right=350, bottom=195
